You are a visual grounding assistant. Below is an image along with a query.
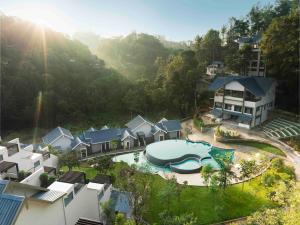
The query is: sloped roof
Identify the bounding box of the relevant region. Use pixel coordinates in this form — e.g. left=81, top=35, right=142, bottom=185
left=0, top=180, right=8, bottom=194
left=42, top=126, right=73, bottom=145
left=83, top=128, right=124, bottom=144
left=160, top=120, right=182, bottom=132
left=208, top=76, right=275, bottom=97
left=71, top=137, right=89, bottom=150
left=58, top=171, right=86, bottom=184
left=0, top=161, right=17, bottom=173
left=0, top=193, right=24, bottom=225
left=31, top=190, right=65, bottom=203
left=121, top=129, right=137, bottom=141
left=126, top=115, right=153, bottom=130
left=110, top=189, right=132, bottom=216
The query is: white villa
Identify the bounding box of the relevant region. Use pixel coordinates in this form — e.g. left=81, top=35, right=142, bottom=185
left=236, top=35, right=266, bottom=77
left=0, top=171, right=111, bottom=225
left=208, top=76, right=276, bottom=129
left=206, top=61, right=224, bottom=77
left=0, top=138, right=58, bottom=182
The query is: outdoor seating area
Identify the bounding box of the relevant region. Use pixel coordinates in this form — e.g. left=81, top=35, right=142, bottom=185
left=263, top=118, right=300, bottom=139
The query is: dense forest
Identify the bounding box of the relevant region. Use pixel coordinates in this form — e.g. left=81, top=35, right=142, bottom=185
left=1, top=0, right=299, bottom=134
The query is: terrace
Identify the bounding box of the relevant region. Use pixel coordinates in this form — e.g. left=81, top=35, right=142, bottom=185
left=263, top=118, right=300, bottom=139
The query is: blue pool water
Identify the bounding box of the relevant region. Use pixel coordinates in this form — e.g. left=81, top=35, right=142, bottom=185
left=113, top=140, right=234, bottom=174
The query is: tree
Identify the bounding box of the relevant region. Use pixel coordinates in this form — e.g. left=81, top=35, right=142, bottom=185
left=119, top=166, right=152, bottom=224
left=260, top=10, right=299, bottom=112
left=216, top=155, right=236, bottom=190
left=95, top=156, right=114, bottom=175
left=59, top=151, right=79, bottom=171
left=239, top=159, right=257, bottom=190
left=201, top=164, right=214, bottom=187
left=114, top=213, right=136, bottom=225
left=101, top=201, right=115, bottom=225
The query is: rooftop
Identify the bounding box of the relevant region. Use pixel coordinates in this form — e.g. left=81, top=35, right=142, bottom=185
left=42, top=126, right=74, bottom=145
left=31, top=189, right=65, bottom=203
left=75, top=218, right=103, bottom=225
left=0, top=161, right=17, bottom=173
left=48, top=181, right=73, bottom=193
left=208, top=76, right=275, bottom=97
left=58, top=171, right=86, bottom=184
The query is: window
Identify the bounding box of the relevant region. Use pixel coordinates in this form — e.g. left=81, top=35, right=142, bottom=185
left=245, top=91, right=261, bottom=102
left=34, top=160, right=40, bottom=168
left=0, top=155, right=3, bottom=161
left=244, top=107, right=253, bottom=115
left=64, top=192, right=74, bottom=207
left=264, top=105, right=266, bottom=110
left=234, top=105, right=242, bottom=112
left=256, top=106, right=261, bottom=111
left=215, top=102, right=222, bottom=109
left=225, top=104, right=232, bottom=110
left=225, top=90, right=243, bottom=98
left=81, top=150, right=87, bottom=158
left=159, top=135, right=164, bottom=141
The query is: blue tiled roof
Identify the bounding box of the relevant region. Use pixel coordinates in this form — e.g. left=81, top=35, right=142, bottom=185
left=160, top=120, right=181, bottom=132
left=208, top=76, right=275, bottom=97
left=71, top=137, right=89, bottom=149
left=83, top=128, right=124, bottom=144
left=0, top=180, right=8, bottom=194
left=125, top=115, right=145, bottom=130
left=42, top=126, right=73, bottom=145
left=0, top=194, right=24, bottom=225
left=110, top=190, right=131, bottom=216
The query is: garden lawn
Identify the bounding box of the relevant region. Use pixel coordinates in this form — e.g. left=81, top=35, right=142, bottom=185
left=67, top=163, right=275, bottom=225
left=231, top=141, right=286, bottom=157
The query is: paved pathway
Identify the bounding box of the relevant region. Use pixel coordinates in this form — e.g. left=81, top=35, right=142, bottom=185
left=182, top=119, right=300, bottom=181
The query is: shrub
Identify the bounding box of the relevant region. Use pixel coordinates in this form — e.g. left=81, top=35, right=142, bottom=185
left=271, top=158, right=284, bottom=171
left=48, top=176, right=56, bottom=186
left=261, top=173, right=277, bottom=187
left=39, top=173, right=49, bottom=188
left=18, top=170, right=26, bottom=181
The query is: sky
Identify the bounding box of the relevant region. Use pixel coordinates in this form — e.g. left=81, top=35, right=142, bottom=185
left=1, top=0, right=275, bottom=41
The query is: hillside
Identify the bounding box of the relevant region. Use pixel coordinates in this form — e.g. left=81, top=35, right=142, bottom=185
left=0, top=16, right=128, bottom=131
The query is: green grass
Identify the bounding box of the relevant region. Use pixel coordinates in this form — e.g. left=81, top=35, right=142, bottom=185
left=230, top=141, right=286, bottom=157
left=63, top=163, right=276, bottom=225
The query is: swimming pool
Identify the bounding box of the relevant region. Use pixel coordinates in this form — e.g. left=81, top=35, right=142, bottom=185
left=113, top=140, right=234, bottom=174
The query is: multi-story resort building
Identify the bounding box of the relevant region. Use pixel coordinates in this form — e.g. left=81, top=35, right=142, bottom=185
left=236, top=35, right=266, bottom=77
left=209, top=76, right=276, bottom=129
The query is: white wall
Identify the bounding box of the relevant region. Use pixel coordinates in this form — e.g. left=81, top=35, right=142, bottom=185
left=225, top=81, right=245, bottom=91
left=43, top=154, right=59, bottom=169
left=15, top=198, right=66, bottom=225
left=133, top=122, right=153, bottom=137
left=20, top=167, right=44, bottom=186
left=65, top=185, right=100, bottom=225
left=52, top=136, right=73, bottom=150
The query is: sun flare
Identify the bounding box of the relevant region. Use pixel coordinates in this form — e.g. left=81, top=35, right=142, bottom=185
left=4, top=4, right=74, bottom=33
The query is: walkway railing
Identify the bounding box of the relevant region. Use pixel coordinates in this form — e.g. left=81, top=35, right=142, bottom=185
left=80, top=147, right=145, bottom=161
